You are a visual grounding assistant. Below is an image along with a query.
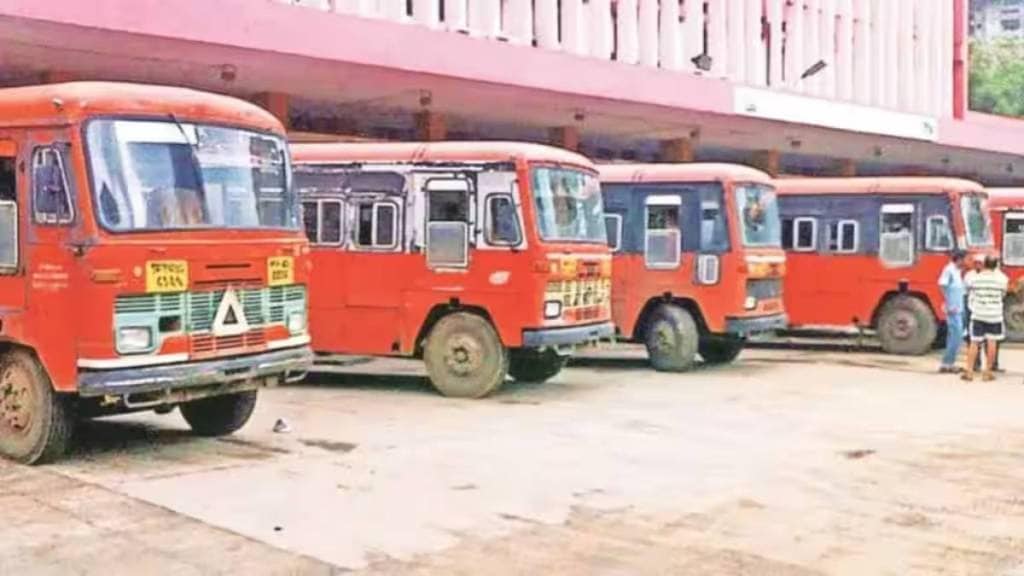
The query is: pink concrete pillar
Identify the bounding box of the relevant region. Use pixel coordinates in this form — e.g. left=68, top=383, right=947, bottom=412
left=412, top=0, right=440, bottom=27
left=898, top=0, right=915, bottom=110
left=803, top=0, right=821, bottom=95
left=836, top=0, right=853, bottom=100
left=660, top=0, right=682, bottom=70
left=638, top=0, right=660, bottom=68
left=682, top=0, right=705, bottom=73
left=819, top=0, right=836, bottom=98
left=884, top=0, right=899, bottom=108
left=784, top=0, right=804, bottom=88
left=941, top=0, right=955, bottom=117
left=445, top=0, right=468, bottom=30
left=563, top=0, right=587, bottom=56
left=535, top=0, right=560, bottom=50
left=617, top=0, right=640, bottom=64
left=869, top=0, right=885, bottom=106
left=503, top=0, right=533, bottom=45
left=953, top=0, right=968, bottom=119
left=767, top=0, right=784, bottom=86
left=727, top=0, right=747, bottom=82
left=746, top=0, right=766, bottom=86
left=590, top=0, right=614, bottom=59
left=469, top=0, right=501, bottom=37
left=853, top=0, right=871, bottom=105
left=917, top=0, right=933, bottom=115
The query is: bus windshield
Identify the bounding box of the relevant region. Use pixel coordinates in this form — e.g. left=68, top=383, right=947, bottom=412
left=86, top=119, right=297, bottom=232
left=735, top=184, right=782, bottom=247
left=531, top=166, right=606, bottom=243
left=960, top=194, right=993, bottom=247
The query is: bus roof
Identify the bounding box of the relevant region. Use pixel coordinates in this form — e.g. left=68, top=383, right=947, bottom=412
left=986, top=188, right=1024, bottom=211
left=291, top=141, right=595, bottom=170
left=0, top=82, right=283, bottom=134
left=774, top=177, right=984, bottom=196
left=597, top=163, right=772, bottom=185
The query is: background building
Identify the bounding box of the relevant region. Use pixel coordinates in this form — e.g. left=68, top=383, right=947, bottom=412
left=972, top=0, right=1024, bottom=41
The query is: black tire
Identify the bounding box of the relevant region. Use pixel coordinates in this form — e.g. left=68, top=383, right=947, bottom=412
left=180, top=390, right=257, bottom=437
left=643, top=304, right=699, bottom=372
left=508, top=348, right=568, bottom=384
left=423, top=312, right=508, bottom=398
left=699, top=336, right=745, bottom=365
left=876, top=295, right=938, bottom=356
left=1004, top=292, right=1024, bottom=342
left=0, top=349, right=74, bottom=465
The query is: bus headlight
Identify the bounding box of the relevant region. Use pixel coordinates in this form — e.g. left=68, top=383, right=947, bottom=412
left=287, top=311, right=307, bottom=334
left=744, top=296, right=758, bottom=310
left=117, top=326, right=153, bottom=353
left=544, top=300, right=562, bottom=319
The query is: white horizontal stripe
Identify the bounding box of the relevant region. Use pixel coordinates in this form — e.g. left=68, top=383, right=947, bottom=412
left=78, top=353, right=189, bottom=370
left=645, top=195, right=682, bottom=206
left=745, top=255, right=785, bottom=265
left=267, top=334, right=311, bottom=350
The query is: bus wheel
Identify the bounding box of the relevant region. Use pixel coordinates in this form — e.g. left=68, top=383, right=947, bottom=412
left=508, top=348, right=568, bottom=384
left=1004, top=292, right=1024, bottom=342
left=876, top=296, right=937, bottom=356
left=699, top=336, right=745, bottom=365
left=0, top=350, right=74, bottom=465
left=424, top=312, right=508, bottom=398
left=180, top=390, right=257, bottom=437
left=644, top=304, right=699, bottom=372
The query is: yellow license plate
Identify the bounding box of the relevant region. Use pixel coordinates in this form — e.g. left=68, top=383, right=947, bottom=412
left=268, top=256, right=294, bottom=286
left=145, top=260, right=188, bottom=293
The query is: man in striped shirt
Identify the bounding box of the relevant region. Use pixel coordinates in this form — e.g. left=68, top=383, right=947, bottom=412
left=963, top=256, right=1009, bottom=382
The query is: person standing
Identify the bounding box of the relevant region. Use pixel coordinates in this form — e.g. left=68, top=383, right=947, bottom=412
left=938, top=251, right=966, bottom=373
left=963, top=256, right=1009, bottom=382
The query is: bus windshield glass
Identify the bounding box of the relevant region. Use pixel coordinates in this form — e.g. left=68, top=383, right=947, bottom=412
left=531, top=166, right=606, bottom=243
left=960, top=194, right=993, bottom=247
left=86, top=119, right=297, bottom=231
left=735, top=184, right=782, bottom=247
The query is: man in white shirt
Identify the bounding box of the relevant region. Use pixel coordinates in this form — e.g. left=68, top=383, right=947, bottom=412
left=963, top=256, right=1009, bottom=382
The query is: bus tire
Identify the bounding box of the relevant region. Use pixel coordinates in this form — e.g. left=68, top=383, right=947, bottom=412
left=180, top=390, right=257, bottom=437
left=0, top=349, right=74, bottom=465
left=644, top=304, right=699, bottom=372
left=424, top=312, right=508, bottom=398
left=876, top=296, right=937, bottom=356
left=1004, top=292, right=1024, bottom=342
left=508, top=348, right=568, bottom=384
left=699, top=336, right=745, bottom=365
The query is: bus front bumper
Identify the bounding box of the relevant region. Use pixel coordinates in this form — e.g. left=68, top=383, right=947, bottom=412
left=77, top=346, right=314, bottom=398
left=522, top=321, right=615, bottom=348
left=725, top=313, right=789, bottom=337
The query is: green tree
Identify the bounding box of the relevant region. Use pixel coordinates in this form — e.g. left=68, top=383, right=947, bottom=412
left=970, top=39, right=1024, bottom=117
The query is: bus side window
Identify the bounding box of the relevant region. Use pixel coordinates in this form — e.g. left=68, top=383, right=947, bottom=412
left=1004, top=216, right=1024, bottom=266
left=485, top=194, right=521, bottom=246
left=32, top=147, right=74, bottom=225
left=645, top=199, right=681, bottom=269
left=355, top=201, right=399, bottom=250
left=0, top=153, right=16, bottom=271
left=302, top=199, right=343, bottom=245
left=791, top=217, right=817, bottom=252
left=604, top=213, right=623, bottom=252
left=924, top=215, right=953, bottom=252
left=880, top=206, right=915, bottom=267
left=781, top=218, right=793, bottom=249
left=828, top=219, right=859, bottom=253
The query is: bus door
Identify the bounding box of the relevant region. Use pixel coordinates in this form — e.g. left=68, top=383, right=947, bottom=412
left=879, top=204, right=915, bottom=268
left=0, top=138, right=24, bottom=312
left=423, top=175, right=474, bottom=276
left=602, top=208, right=627, bottom=325
left=24, top=136, right=79, bottom=386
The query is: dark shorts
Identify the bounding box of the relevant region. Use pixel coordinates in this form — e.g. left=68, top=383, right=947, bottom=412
left=969, top=320, right=1005, bottom=342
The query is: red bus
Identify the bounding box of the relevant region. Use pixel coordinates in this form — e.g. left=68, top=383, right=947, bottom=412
left=293, top=142, right=614, bottom=398
left=0, top=83, right=312, bottom=463
left=599, top=164, right=787, bottom=371
left=776, top=177, right=993, bottom=355
left=986, top=188, right=1024, bottom=340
